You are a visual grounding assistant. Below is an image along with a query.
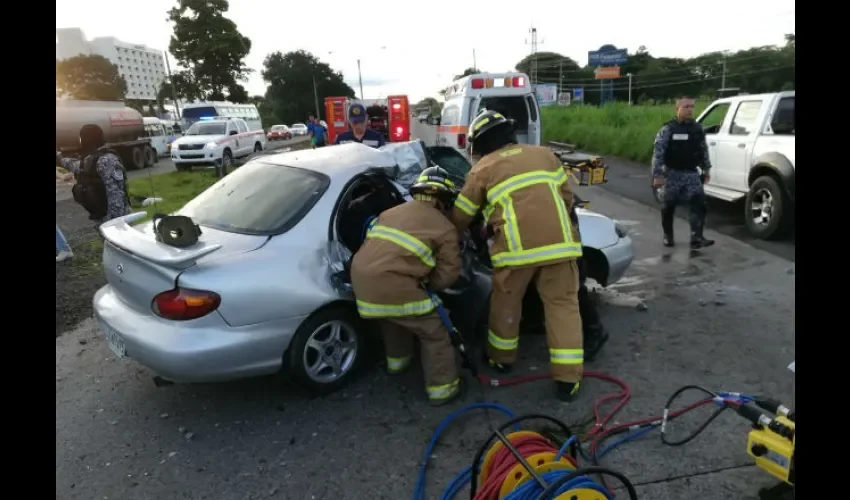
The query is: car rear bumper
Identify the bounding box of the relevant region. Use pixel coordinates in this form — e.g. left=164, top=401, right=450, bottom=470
left=598, top=235, right=634, bottom=286
left=93, top=285, right=307, bottom=383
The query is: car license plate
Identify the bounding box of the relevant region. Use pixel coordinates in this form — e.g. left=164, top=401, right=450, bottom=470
left=99, top=321, right=126, bottom=358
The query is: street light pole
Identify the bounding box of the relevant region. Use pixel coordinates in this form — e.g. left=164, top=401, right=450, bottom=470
left=357, top=59, right=364, bottom=100
left=627, top=73, right=633, bottom=106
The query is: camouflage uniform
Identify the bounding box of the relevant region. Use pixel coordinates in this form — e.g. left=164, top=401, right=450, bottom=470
left=652, top=120, right=712, bottom=242
left=60, top=152, right=131, bottom=225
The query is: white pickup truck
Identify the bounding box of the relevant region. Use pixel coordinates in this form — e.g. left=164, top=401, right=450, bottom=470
left=689, top=92, right=795, bottom=240
left=170, top=117, right=266, bottom=171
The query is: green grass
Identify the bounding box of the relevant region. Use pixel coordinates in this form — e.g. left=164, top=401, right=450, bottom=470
left=127, top=168, right=230, bottom=221
left=541, top=102, right=708, bottom=164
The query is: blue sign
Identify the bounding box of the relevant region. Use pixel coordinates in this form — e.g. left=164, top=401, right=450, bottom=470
left=573, top=87, right=584, bottom=102
left=535, top=83, right=558, bottom=107
left=588, top=45, right=628, bottom=66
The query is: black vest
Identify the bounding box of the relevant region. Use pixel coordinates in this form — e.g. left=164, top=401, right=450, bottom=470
left=662, top=119, right=703, bottom=172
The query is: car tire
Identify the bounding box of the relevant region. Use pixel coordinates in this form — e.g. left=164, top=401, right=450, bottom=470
left=744, top=175, right=793, bottom=240
left=254, top=142, right=263, bottom=153
left=287, top=306, right=370, bottom=395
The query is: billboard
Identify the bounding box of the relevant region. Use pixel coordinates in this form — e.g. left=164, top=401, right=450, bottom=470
left=595, top=66, right=621, bottom=80
left=535, top=83, right=558, bottom=107
left=588, top=45, right=628, bottom=66
left=558, top=92, right=571, bottom=106
left=573, top=87, right=584, bottom=102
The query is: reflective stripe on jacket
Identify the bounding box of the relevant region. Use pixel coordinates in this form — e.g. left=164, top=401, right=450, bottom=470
left=451, top=145, right=582, bottom=268
left=350, top=200, right=461, bottom=318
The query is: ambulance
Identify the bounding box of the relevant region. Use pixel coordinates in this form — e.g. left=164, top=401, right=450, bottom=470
left=436, top=72, right=541, bottom=159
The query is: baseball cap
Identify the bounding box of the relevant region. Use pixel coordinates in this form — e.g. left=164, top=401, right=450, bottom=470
left=348, top=103, right=367, bottom=124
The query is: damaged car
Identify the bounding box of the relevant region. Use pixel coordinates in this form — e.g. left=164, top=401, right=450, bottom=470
left=93, top=141, right=634, bottom=394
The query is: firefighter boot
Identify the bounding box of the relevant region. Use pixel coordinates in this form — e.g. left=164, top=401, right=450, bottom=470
left=556, top=381, right=581, bottom=403
left=429, top=377, right=467, bottom=407
left=482, top=352, right=512, bottom=374
left=583, top=324, right=609, bottom=363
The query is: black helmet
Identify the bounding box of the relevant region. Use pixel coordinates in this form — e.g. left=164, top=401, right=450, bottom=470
left=410, top=166, right=457, bottom=203
left=467, top=110, right=516, bottom=156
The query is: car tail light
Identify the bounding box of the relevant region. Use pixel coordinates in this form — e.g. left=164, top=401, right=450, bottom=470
left=512, top=76, right=525, bottom=88
left=471, top=78, right=484, bottom=89
left=152, top=288, right=221, bottom=321
left=392, top=103, right=401, bottom=110
left=457, top=134, right=466, bottom=148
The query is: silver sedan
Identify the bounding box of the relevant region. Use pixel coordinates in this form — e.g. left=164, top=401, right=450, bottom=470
left=94, top=142, right=634, bottom=394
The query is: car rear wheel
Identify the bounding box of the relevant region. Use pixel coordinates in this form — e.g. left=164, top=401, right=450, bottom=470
left=287, top=306, right=368, bottom=395
left=744, top=175, right=793, bottom=240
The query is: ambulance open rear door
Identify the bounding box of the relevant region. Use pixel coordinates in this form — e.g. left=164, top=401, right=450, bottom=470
left=387, top=95, right=410, bottom=142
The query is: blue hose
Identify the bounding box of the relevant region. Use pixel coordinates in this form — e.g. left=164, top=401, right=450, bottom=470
left=412, top=402, right=519, bottom=500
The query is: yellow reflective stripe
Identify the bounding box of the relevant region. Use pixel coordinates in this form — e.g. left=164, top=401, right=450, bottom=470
left=491, top=242, right=583, bottom=268
left=486, top=169, right=567, bottom=206
left=473, top=117, right=491, bottom=131
left=427, top=378, right=460, bottom=400
left=387, top=356, right=412, bottom=372
left=356, top=297, right=437, bottom=318
left=550, top=348, right=584, bottom=365
left=498, top=147, right=524, bottom=158
left=488, top=330, right=518, bottom=351
left=367, top=224, right=436, bottom=267
left=500, top=198, right=522, bottom=253
left=549, top=183, right=571, bottom=243
left=454, top=193, right=479, bottom=216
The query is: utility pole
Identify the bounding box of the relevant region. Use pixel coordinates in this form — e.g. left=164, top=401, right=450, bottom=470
left=473, top=49, right=477, bottom=70
left=357, top=59, right=364, bottom=100
left=721, top=52, right=728, bottom=90
left=312, top=75, right=320, bottom=118
left=627, top=73, right=633, bottom=105
left=559, top=59, right=563, bottom=95
left=163, top=51, right=181, bottom=119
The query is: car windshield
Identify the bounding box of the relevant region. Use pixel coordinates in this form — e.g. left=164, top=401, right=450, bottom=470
left=271, top=125, right=287, bottom=131
left=185, top=122, right=227, bottom=136
left=178, top=162, right=330, bottom=235
left=292, top=124, right=306, bottom=129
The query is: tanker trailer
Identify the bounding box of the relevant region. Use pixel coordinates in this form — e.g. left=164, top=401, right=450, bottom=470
left=56, top=100, right=157, bottom=170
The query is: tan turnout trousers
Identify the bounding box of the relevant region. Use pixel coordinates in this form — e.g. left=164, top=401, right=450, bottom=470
left=487, top=260, right=583, bottom=383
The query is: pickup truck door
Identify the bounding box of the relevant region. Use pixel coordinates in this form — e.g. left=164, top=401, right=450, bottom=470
left=235, top=120, right=251, bottom=156
left=713, top=99, right=765, bottom=190
left=696, top=102, right=731, bottom=188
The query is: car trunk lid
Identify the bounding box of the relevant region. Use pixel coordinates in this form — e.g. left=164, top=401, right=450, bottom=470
left=100, top=212, right=268, bottom=313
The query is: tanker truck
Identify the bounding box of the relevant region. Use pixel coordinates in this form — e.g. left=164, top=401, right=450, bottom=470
left=56, top=100, right=157, bottom=170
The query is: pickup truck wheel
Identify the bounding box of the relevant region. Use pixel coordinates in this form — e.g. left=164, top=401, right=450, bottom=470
left=143, top=145, right=157, bottom=167
left=745, top=175, right=792, bottom=240
left=254, top=142, right=263, bottom=153
left=221, top=150, right=233, bottom=169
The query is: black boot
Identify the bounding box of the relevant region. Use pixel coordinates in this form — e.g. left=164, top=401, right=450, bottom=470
left=482, top=352, right=512, bottom=374
left=556, top=381, right=581, bottom=402
left=690, top=235, right=715, bottom=249
left=663, top=234, right=675, bottom=247
left=584, top=324, right=609, bottom=362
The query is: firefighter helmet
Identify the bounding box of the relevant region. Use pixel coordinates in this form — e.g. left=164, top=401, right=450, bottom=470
left=410, top=166, right=457, bottom=204
left=467, top=109, right=515, bottom=155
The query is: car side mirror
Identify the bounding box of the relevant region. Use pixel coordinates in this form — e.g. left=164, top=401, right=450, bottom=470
left=229, top=130, right=238, bottom=136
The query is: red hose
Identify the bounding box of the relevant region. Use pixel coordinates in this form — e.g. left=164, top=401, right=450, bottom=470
left=473, top=433, right=578, bottom=500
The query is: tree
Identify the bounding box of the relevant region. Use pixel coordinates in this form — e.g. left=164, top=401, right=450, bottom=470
left=415, top=97, right=442, bottom=116
left=56, top=55, right=127, bottom=101
left=261, top=50, right=355, bottom=125
left=249, top=95, right=275, bottom=129
left=167, top=0, right=252, bottom=101
left=227, top=83, right=249, bottom=103
left=157, top=80, right=176, bottom=112
left=515, top=52, right=583, bottom=85
left=453, top=67, right=480, bottom=80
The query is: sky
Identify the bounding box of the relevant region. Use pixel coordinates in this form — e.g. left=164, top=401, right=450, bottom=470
left=56, top=0, right=795, bottom=103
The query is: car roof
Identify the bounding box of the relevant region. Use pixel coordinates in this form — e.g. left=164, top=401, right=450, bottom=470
left=256, top=142, right=399, bottom=179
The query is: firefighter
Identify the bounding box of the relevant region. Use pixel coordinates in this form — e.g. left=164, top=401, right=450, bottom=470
left=451, top=110, right=584, bottom=402
left=349, top=167, right=464, bottom=406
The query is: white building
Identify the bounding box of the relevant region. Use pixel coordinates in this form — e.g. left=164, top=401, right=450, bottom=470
left=56, top=28, right=167, bottom=101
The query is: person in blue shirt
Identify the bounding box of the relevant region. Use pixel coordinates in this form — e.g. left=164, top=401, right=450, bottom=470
left=334, top=103, right=386, bottom=148
left=307, top=115, right=327, bottom=148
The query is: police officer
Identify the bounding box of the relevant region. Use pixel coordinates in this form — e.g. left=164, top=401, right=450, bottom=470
left=56, top=126, right=131, bottom=225
left=350, top=167, right=464, bottom=406
left=652, top=97, right=715, bottom=249
left=451, top=110, right=584, bottom=402
left=334, top=103, right=386, bottom=148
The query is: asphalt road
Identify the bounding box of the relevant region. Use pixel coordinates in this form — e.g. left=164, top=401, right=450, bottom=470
left=56, top=184, right=795, bottom=499
left=408, top=121, right=795, bottom=262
